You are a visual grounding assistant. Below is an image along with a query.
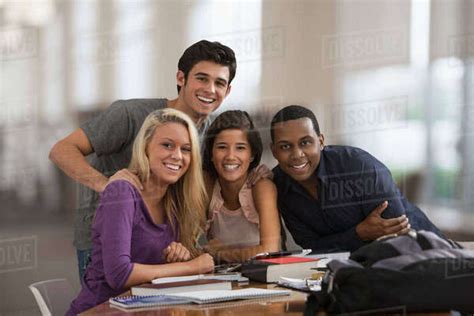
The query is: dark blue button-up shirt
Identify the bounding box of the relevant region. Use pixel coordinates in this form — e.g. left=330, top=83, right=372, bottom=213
left=273, top=145, right=442, bottom=252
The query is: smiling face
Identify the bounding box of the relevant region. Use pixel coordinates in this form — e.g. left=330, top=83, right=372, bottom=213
left=146, top=122, right=192, bottom=186
left=271, top=118, right=324, bottom=185
left=212, top=129, right=252, bottom=185
left=177, top=60, right=231, bottom=120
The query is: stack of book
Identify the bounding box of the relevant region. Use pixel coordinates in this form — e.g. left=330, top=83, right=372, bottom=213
left=242, top=256, right=320, bottom=283
left=242, top=251, right=350, bottom=283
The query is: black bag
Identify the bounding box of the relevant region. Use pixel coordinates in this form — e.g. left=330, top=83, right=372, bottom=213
left=308, top=231, right=474, bottom=314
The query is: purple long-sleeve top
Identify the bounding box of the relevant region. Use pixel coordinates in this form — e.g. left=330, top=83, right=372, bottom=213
left=67, top=180, right=178, bottom=315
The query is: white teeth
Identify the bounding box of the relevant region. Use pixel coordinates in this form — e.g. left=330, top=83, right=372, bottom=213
left=165, top=163, right=180, bottom=171
left=291, top=163, right=307, bottom=169
left=197, top=96, right=214, bottom=103
left=223, top=164, right=239, bottom=170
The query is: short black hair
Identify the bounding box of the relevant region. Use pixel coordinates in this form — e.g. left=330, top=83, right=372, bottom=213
left=177, top=40, right=237, bottom=93
left=270, top=105, right=321, bottom=142
left=203, top=110, right=263, bottom=178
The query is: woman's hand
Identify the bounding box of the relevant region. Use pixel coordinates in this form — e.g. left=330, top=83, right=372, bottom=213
left=163, top=242, right=191, bottom=263
left=190, top=253, right=215, bottom=274
left=247, top=165, right=273, bottom=188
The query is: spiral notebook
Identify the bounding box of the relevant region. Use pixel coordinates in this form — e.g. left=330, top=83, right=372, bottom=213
left=167, top=288, right=291, bottom=304
left=109, top=295, right=191, bottom=309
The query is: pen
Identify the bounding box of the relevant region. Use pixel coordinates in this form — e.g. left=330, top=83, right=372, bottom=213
left=254, top=251, right=291, bottom=259
left=252, top=249, right=312, bottom=260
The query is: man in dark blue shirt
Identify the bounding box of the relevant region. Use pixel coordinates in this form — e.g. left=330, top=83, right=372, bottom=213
left=270, top=105, right=442, bottom=252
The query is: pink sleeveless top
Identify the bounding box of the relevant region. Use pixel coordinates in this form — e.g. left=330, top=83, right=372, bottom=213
left=207, top=179, right=260, bottom=248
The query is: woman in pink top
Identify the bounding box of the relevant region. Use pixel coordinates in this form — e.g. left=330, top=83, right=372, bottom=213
left=202, top=110, right=281, bottom=263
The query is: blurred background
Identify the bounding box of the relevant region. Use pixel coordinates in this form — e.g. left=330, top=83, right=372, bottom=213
left=0, top=0, right=473, bottom=314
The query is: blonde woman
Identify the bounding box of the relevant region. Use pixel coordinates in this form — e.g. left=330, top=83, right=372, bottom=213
left=68, top=109, right=213, bottom=315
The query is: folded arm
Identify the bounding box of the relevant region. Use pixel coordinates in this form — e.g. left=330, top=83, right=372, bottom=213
left=358, top=163, right=406, bottom=218
left=282, top=200, right=409, bottom=252
left=122, top=254, right=214, bottom=288
left=283, top=208, right=366, bottom=252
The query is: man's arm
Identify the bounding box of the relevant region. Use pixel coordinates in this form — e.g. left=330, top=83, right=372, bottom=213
left=280, top=201, right=365, bottom=252
left=49, top=100, right=145, bottom=193
left=356, top=201, right=410, bottom=241
left=358, top=157, right=406, bottom=219
left=49, top=128, right=142, bottom=193
left=281, top=200, right=409, bottom=252
left=49, top=128, right=108, bottom=193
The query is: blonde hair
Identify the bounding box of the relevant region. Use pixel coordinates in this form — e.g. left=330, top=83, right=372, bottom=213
left=129, top=108, right=207, bottom=257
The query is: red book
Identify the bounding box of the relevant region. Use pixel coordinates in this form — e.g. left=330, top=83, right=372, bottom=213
left=242, top=257, right=320, bottom=283
left=259, top=257, right=317, bottom=264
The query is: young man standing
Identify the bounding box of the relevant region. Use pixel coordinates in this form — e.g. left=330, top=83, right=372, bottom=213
left=270, top=105, right=442, bottom=252
left=49, top=40, right=236, bottom=280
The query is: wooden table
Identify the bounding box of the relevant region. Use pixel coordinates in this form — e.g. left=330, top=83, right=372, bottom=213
left=81, top=282, right=451, bottom=316
left=81, top=282, right=309, bottom=315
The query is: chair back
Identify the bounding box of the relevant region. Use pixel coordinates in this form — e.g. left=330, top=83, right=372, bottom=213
left=28, top=278, right=76, bottom=316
